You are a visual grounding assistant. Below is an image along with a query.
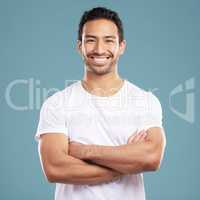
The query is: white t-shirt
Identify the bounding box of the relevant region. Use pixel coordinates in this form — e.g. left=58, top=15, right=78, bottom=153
left=35, top=79, right=163, bottom=200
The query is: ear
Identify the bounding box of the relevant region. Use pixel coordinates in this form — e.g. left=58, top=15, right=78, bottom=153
left=76, top=40, right=82, bottom=55
left=119, top=40, right=126, bottom=55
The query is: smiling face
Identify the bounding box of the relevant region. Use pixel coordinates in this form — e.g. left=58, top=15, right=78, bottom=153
left=78, top=19, right=126, bottom=76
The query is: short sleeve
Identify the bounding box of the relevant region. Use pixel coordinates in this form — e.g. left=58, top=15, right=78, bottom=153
left=35, top=92, right=68, bottom=142
left=139, top=92, right=163, bottom=131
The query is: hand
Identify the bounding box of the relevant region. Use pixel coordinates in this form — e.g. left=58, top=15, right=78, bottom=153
left=69, top=141, right=86, bottom=159
left=127, top=129, right=148, bottom=144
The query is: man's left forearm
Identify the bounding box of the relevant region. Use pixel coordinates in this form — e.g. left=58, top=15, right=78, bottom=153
left=69, top=128, right=166, bottom=174
left=69, top=142, right=158, bottom=174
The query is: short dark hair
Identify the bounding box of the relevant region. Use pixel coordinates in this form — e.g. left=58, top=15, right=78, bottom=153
left=78, top=7, right=124, bottom=42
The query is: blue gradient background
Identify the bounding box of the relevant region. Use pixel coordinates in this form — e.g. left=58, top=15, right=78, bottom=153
left=0, top=0, right=199, bottom=199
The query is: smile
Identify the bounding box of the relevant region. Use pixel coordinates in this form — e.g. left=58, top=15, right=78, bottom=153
left=89, top=55, right=110, bottom=61
left=89, top=56, right=110, bottom=65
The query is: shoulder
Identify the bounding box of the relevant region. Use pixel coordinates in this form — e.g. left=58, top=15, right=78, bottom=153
left=125, top=79, right=149, bottom=99
left=41, top=81, right=79, bottom=109
left=125, top=80, right=162, bottom=110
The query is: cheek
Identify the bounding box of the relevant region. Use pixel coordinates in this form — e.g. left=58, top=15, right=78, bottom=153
left=83, top=44, right=95, bottom=54
left=108, top=43, right=119, bottom=52
left=109, top=46, right=120, bottom=56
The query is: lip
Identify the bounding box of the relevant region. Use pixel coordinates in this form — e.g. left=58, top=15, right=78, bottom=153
left=89, top=55, right=110, bottom=59
left=88, top=56, right=111, bottom=65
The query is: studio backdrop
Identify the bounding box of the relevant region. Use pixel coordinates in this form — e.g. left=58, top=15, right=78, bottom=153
left=0, top=0, right=199, bottom=199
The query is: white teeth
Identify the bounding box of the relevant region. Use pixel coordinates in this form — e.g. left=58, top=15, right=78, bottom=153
left=94, top=58, right=107, bottom=61
left=89, top=56, right=110, bottom=64
left=92, top=56, right=109, bottom=59
left=92, top=58, right=108, bottom=63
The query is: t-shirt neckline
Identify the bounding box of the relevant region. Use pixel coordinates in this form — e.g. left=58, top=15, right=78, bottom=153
left=78, top=79, right=127, bottom=98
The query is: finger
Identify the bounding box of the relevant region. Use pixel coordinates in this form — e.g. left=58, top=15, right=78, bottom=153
left=128, top=135, right=135, bottom=144
left=139, top=131, right=148, bottom=141
left=136, top=131, right=148, bottom=142
left=128, top=134, right=135, bottom=143
left=131, top=130, right=148, bottom=143
left=128, top=131, right=141, bottom=143
left=129, top=130, right=145, bottom=143
left=132, top=131, right=145, bottom=143
left=127, top=129, right=138, bottom=143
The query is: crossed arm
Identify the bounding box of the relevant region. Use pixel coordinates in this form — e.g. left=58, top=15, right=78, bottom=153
left=38, top=127, right=166, bottom=185
left=38, top=133, right=122, bottom=185
left=69, top=127, right=166, bottom=174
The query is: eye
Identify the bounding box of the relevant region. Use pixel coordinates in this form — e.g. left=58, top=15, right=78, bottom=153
left=85, top=39, right=95, bottom=43
left=105, top=40, right=114, bottom=43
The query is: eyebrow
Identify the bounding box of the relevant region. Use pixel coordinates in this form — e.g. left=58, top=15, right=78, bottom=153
left=85, top=35, right=96, bottom=39
left=85, top=35, right=117, bottom=39
left=104, top=36, right=116, bottom=39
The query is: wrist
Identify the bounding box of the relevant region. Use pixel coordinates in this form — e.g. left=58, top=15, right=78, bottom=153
left=69, top=142, right=91, bottom=160
left=82, top=145, right=94, bottom=160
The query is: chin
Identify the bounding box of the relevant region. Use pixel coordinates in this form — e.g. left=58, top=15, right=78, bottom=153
left=88, top=64, right=113, bottom=75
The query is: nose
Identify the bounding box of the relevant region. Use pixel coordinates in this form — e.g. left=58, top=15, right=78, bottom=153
left=94, top=40, right=105, bottom=54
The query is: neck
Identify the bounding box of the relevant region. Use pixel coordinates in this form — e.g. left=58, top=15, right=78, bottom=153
left=82, top=66, right=124, bottom=96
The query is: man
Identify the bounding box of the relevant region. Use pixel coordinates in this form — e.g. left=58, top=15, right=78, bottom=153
left=35, top=7, right=166, bottom=200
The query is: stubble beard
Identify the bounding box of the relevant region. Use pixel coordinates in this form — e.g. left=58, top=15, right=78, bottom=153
left=84, top=59, right=118, bottom=76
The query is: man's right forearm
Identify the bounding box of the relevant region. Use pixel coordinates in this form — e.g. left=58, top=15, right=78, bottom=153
left=46, top=154, right=121, bottom=185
